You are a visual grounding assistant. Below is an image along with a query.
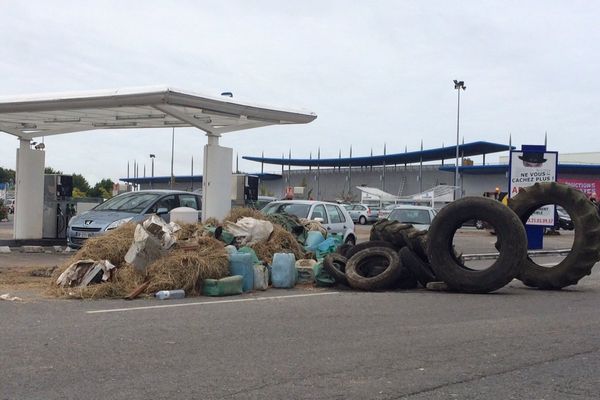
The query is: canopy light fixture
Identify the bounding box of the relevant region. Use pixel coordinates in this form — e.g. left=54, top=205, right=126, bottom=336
left=20, top=122, right=37, bottom=129
left=43, top=117, right=81, bottom=123
left=193, top=115, right=212, bottom=123
left=200, top=108, right=240, bottom=118
left=92, top=122, right=138, bottom=127
left=115, top=114, right=166, bottom=120
left=163, top=120, right=187, bottom=126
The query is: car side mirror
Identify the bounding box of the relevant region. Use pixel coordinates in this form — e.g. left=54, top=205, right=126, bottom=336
left=314, top=217, right=324, bottom=223
left=156, top=207, right=169, bottom=215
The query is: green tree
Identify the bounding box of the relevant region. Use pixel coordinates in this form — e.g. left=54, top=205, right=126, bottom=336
left=44, top=167, right=63, bottom=174
left=72, top=174, right=91, bottom=195
left=89, top=179, right=114, bottom=199
left=0, top=167, right=15, bottom=185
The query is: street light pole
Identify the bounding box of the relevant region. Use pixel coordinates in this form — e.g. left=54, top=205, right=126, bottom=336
left=149, top=154, right=155, bottom=189
left=453, top=79, right=466, bottom=200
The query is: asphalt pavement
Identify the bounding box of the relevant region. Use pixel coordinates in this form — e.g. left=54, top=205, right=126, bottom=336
left=1, top=224, right=598, bottom=399
left=2, top=265, right=600, bottom=399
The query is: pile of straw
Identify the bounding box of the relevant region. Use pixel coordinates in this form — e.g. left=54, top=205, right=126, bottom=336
left=250, top=224, right=305, bottom=264
left=145, top=236, right=229, bottom=295
left=223, top=207, right=266, bottom=223
left=75, top=223, right=137, bottom=267
left=175, top=222, right=204, bottom=241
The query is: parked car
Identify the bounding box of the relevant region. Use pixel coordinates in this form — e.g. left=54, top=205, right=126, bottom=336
left=248, top=195, right=277, bottom=210
left=387, top=205, right=437, bottom=231
left=67, top=190, right=202, bottom=248
left=344, top=203, right=379, bottom=225
left=377, top=204, right=398, bottom=220
left=6, top=198, right=15, bottom=214
left=555, top=206, right=574, bottom=230
left=261, top=200, right=356, bottom=244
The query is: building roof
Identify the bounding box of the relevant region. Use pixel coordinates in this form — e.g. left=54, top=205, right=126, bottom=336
left=120, top=172, right=282, bottom=184
left=0, top=86, right=317, bottom=140
left=439, top=163, right=600, bottom=175
left=243, top=141, right=512, bottom=167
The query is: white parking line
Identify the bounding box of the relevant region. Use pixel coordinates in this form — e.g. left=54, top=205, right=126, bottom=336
left=86, top=291, right=339, bottom=314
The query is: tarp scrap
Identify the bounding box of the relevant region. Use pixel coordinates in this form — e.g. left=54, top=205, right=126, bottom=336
left=224, top=217, right=274, bottom=246
left=56, top=259, right=116, bottom=287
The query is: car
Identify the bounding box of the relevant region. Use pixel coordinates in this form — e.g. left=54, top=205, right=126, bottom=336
left=67, top=190, right=202, bottom=248
left=248, top=195, right=277, bottom=210
left=555, top=206, right=574, bottom=230
left=6, top=198, right=15, bottom=214
left=344, top=203, right=379, bottom=225
left=377, top=204, right=398, bottom=220
left=387, top=205, right=437, bottom=231
left=261, top=200, right=356, bottom=244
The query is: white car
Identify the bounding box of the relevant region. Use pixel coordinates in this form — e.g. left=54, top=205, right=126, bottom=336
left=262, top=200, right=356, bottom=245
left=387, top=205, right=437, bottom=231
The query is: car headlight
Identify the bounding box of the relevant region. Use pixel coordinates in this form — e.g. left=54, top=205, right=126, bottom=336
left=106, top=217, right=133, bottom=231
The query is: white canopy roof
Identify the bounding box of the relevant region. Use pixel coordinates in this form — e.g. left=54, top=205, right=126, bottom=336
left=0, top=86, right=317, bottom=140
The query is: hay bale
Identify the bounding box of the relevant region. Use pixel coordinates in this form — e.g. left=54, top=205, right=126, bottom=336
left=75, top=222, right=137, bottom=267
left=250, top=225, right=305, bottom=264
left=145, top=236, right=229, bottom=295
left=223, top=207, right=266, bottom=223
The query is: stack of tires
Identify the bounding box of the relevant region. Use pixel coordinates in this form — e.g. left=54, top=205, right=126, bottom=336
left=324, top=183, right=600, bottom=293
left=322, top=222, right=434, bottom=291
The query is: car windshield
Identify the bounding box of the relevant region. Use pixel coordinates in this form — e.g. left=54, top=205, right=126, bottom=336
left=389, top=209, right=431, bottom=225
left=94, top=193, right=161, bottom=213
left=262, top=203, right=312, bottom=219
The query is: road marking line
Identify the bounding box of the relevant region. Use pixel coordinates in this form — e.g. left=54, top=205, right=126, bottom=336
left=86, top=291, right=339, bottom=314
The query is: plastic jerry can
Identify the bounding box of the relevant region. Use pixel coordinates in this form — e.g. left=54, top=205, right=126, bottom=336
left=229, top=252, right=255, bottom=292
left=253, top=264, right=269, bottom=291
left=202, top=276, right=243, bottom=296
left=271, top=253, right=297, bottom=288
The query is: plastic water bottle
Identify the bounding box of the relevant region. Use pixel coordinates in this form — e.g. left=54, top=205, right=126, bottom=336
left=155, top=289, right=185, bottom=300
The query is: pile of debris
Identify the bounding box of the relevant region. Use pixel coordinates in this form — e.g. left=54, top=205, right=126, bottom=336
left=50, top=207, right=322, bottom=299
left=322, top=182, right=600, bottom=293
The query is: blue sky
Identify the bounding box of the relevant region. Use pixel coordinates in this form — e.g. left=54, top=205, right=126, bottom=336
left=1, top=0, right=599, bottom=184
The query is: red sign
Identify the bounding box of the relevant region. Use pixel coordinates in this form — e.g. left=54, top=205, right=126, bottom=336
left=558, top=178, right=600, bottom=196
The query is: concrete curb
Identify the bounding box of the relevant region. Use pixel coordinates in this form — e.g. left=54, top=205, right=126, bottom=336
left=463, top=248, right=571, bottom=261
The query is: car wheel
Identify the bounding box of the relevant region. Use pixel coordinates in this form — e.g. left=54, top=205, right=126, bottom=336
left=344, top=235, right=356, bottom=246
left=359, top=216, right=367, bottom=225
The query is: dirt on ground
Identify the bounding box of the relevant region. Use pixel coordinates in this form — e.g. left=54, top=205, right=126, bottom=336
left=0, top=252, right=71, bottom=298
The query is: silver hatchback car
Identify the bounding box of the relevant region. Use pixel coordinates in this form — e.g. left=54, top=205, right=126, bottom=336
left=262, top=200, right=356, bottom=245
left=67, top=190, right=201, bottom=248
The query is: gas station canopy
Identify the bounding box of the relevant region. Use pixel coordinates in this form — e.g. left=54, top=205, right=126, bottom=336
left=0, top=86, right=317, bottom=240
left=0, top=86, right=317, bottom=139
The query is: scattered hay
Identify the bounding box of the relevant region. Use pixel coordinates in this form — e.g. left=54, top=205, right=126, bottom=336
left=48, top=264, right=146, bottom=299
left=223, top=207, right=266, bottom=223
left=250, top=224, right=305, bottom=264
left=203, top=217, right=220, bottom=227
left=175, top=222, right=205, bottom=241
left=145, top=236, right=229, bottom=295
left=75, top=223, right=137, bottom=267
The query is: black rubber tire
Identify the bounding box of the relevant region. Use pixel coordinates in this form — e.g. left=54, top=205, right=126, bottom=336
left=345, top=240, right=398, bottom=260
left=323, top=253, right=349, bottom=286
left=427, top=197, right=527, bottom=293
left=336, top=243, right=354, bottom=258
left=344, top=235, right=356, bottom=246
left=346, top=247, right=403, bottom=291
left=508, top=182, right=600, bottom=289
left=400, top=247, right=436, bottom=287
left=370, top=220, right=413, bottom=247
left=359, top=215, right=367, bottom=225
left=404, top=229, right=429, bottom=261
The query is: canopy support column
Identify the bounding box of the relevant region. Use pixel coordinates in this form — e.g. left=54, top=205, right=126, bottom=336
left=202, top=134, right=233, bottom=222
left=14, top=139, right=45, bottom=239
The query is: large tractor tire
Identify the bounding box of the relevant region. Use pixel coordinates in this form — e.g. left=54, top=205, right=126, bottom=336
left=344, top=240, right=397, bottom=260
left=508, top=182, right=600, bottom=289
left=427, top=197, right=527, bottom=293
left=400, top=247, right=436, bottom=287
left=369, top=220, right=413, bottom=248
